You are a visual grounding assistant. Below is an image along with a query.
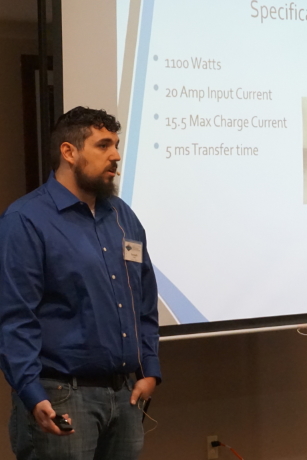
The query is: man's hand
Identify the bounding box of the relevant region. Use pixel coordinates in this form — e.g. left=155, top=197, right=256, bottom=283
left=32, top=400, right=74, bottom=436
left=130, top=377, right=156, bottom=405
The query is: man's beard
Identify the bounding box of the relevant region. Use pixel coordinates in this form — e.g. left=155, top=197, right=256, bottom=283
left=74, top=162, right=117, bottom=200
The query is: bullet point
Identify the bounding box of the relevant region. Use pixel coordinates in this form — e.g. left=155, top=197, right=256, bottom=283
left=154, top=85, right=159, bottom=91
left=154, top=143, right=159, bottom=149
left=154, top=114, right=159, bottom=120
left=153, top=55, right=158, bottom=61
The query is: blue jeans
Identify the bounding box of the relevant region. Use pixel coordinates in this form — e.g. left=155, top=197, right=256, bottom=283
left=9, top=377, right=144, bottom=460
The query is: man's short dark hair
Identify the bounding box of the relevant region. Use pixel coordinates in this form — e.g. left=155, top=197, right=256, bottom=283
left=50, top=106, right=121, bottom=170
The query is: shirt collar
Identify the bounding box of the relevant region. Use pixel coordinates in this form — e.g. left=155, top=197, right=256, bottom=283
left=46, top=172, right=83, bottom=211
left=46, top=172, right=113, bottom=215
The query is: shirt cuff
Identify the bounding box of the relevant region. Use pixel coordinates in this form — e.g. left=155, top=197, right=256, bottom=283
left=18, top=379, right=50, bottom=412
left=135, top=356, right=162, bottom=384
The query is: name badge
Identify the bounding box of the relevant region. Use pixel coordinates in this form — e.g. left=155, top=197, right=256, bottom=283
left=123, top=239, right=143, bottom=263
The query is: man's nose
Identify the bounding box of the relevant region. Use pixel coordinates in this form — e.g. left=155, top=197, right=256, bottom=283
left=112, top=146, right=121, bottom=161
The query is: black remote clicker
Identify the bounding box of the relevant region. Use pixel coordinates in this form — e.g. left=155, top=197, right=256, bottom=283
left=53, top=414, right=73, bottom=432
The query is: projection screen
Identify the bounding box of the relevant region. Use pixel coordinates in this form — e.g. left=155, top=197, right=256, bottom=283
left=61, top=0, right=307, bottom=336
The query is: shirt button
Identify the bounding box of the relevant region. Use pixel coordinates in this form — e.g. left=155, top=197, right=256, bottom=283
left=122, top=333, right=127, bottom=338
left=103, top=247, right=107, bottom=252
left=118, top=303, right=123, bottom=308
left=122, top=362, right=126, bottom=367
left=111, top=275, right=116, bottom=280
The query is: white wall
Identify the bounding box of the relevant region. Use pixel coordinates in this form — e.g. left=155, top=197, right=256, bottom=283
left=61, top=0, right=117, bottom=115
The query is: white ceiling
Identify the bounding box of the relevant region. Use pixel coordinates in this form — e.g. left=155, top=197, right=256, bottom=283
left=0, top=0, right=52, bottom=22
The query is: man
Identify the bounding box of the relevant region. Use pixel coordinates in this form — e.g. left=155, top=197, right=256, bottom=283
left=0, top=106, right=161, bottom=460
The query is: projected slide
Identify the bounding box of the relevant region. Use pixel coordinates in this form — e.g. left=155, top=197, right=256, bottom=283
left=117, top=0, right=307, bottom=326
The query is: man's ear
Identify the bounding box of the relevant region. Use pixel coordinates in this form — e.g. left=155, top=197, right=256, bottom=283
left=60, top=142, right=78, bottom=165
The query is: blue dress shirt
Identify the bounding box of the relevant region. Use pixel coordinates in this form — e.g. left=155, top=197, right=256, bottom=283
left=0, top=174, right=160, bottom=411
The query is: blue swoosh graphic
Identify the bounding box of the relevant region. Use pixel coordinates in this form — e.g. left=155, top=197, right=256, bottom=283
left=121, top=0, right=155, bottom=205
left=153, top=265, right=208, bottom=324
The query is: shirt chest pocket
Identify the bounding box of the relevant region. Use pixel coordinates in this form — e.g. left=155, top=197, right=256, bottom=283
left=125, top=260, right=142, bottom=295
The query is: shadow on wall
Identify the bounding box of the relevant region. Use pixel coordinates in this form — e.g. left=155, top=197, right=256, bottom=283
left=140, top=329, right=307, bottom=460
left=0, top=374, right=14, bottom=460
